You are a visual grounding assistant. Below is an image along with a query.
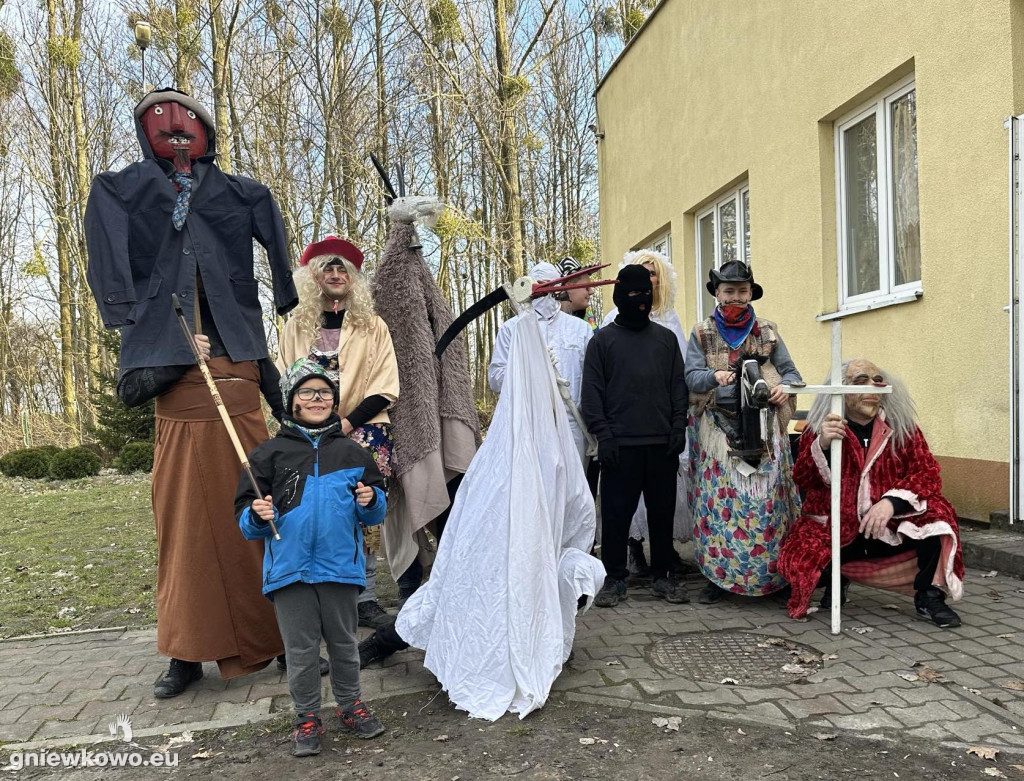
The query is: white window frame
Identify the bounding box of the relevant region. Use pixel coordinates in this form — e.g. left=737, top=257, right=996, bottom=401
left=648, top=231, right=672, bottom=259
left=694, top=183, right=750, bottom=321
left=834, top=74, right=921, bottom=311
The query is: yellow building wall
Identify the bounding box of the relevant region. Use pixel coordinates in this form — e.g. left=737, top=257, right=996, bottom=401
left=596, top=0, right=1020, bottom=520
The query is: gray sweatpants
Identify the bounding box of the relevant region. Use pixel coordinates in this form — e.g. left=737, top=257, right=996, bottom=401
left=273, top=581, right=361, bottom=715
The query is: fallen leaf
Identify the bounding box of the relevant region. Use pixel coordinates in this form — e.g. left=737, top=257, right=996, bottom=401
left=167, top=732, right=194, bottom=747
left=986, top=590, right=1003, bottom=601
left=191, top=750, right=220, bottom=760
left=737, top=728, right=746, bottom=735
left=882, top=604, right=901, bottom=610
left=981, top=570, right=998, bottom=578
left=823, top=653, right=839, bottom=661
left=967, top=746, right=998, bottom=761
left=579, top=738, right=595, bottom=745
left=433, top=735, right=450, bottom=742
left=916, top=667, right=943, bottom=683
left=652, top=717, right=681, bottom=732
left=981, top=768, right=1006, bottom=778
left=998, top=634, right=1016, bottom=639
left=720, top=677, right=739, bottom=685
left=813, top=733, right=837, bottom=741
left=1001, top=681, right=1024, bottom=691
left=782, top=663, right=813, bottom=675
left=605, top=661, right=621, bottom=666
left=896, top=672, right=920, bottom=682
left=852, top=627, right=873, bottom=634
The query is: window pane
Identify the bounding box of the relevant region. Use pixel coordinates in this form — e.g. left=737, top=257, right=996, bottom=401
left=843, top=114, right=880, bottom=296
left=742, top=189, right=751, bottom=263
left=890, top=90, right=920, bottom=286
left=699, top=213, right=716, bottom=317
left=720, top=199, right=738, bottom=264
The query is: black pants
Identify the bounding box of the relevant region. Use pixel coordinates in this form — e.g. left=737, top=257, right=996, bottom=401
left=600, top=444, right=677, bottom=582
left=827, top=533, right=942, bottom=593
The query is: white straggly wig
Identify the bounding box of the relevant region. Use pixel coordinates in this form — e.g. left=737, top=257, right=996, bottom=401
left=805, top=360, right=919, bottom=449
left=290, top=254, right=377, bottom=343
left=620, top=249, right=677, bottom=316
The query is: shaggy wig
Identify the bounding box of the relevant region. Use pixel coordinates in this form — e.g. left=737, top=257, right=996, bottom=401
left=620, top=249, right=676, bottom=317
left=805, top=360, right=919, bottom=449
left=290, top=254, right=377, bottom=344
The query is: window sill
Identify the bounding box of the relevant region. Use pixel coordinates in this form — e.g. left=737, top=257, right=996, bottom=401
left=815, top=289, right=922, bottom=321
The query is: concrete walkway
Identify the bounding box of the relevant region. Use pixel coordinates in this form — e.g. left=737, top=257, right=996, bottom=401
left=4, top=566, right=1024, bottom=754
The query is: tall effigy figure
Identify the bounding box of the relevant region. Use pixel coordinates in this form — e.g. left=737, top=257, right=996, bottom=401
left=85, top=88, right=298, bottom=697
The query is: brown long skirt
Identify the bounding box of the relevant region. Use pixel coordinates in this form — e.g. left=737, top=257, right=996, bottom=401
left=152, top=357, right=283, bottom=678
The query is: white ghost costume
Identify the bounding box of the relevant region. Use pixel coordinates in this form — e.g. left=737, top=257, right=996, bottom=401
left=396, top=299, right=606, bottom=721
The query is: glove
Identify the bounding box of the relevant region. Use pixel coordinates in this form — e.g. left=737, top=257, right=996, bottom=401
left=666, top=428, right=686, bottom=458
left=598, top=439, right=619, bottom=469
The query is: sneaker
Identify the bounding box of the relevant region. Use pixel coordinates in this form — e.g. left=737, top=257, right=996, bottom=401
left=357, top=600, right=393, bottom=629
left=819, top=577, right=851, bottom=609
left=292, top=713, right=323, bottom=757
left=277, top=654, right=330, bottom=676
left=594, top=579, right=626, bottom=608
left=359, top=635, right=385, bottom=669
left=627, top=539, right=652, bottom=579
left=337, top=699, right=385, bottom=739
left=697, top=582, right=723, bottom=605
left=915, top=587, right=962, bottom=628
left=651, top=577, right=690, bottom=604
left=153, top=659, right=203, bottom=699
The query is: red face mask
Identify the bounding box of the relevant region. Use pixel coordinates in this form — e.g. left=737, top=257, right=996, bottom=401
left=140, top=102, right=209, bottom=173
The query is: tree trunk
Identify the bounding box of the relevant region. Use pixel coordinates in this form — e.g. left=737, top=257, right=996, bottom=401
left=493, top=0, right=525, bottom=278
left=210, top=0, right=232, bottom=173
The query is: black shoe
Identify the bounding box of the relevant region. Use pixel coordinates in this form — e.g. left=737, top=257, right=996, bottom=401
left=277, top=654, right=330, bottom=676
left=359, top=635, right=385, bottom=669
left=651, top=577, right=689, bottom=604
left=670, top=548, right=693, bottom=577
left=820, top=576, right=851, bottom=609
left=697, top=582, right=723, bottom=604
left=915, top=587, right=962, bottom=628
left=153, top=659, right=203, bottom=699
left=627, top=539, right=652, bottom=579
left=292, top=713, right=323, bottom=757
left=594, top=579, right=627, bottom=608
left=358, top=600, right=393, bottom=629
left=337, top=699, right=385, bottom=739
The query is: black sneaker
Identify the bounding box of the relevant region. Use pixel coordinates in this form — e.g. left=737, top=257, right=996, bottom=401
left=594, top=579, right=626, bottom=608
left=359, top=635, right=384, bottom=669
left=292, top=713, right=323, bottom=757
left=337, top=699, right=385, bottom=739
left=357, top=600, right=393, bottom=629
left=651, top=577, right=689, bottom=604
left=153, top=659, right=203, bottom=699
left=915, top=587, right=962, bottom=628
left=819, top=576, right=851, bottom=609
left=277, top=654, right=330, bottom=676
left=627, top=539, right=652, bottom=579
left=697, top=582, right=723, bottom=604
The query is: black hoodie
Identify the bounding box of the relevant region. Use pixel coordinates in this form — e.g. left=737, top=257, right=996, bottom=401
left=85, top=88, right=298, bottom=372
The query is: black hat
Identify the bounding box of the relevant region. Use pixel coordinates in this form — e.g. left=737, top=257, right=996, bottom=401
left=707, top=261, right=763, bottom=300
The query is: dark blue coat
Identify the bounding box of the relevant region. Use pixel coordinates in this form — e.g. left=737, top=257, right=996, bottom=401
left=85, top=103, right=297, bottom=370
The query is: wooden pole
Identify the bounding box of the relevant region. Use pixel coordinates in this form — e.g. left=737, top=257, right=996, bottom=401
left=829, top=321, right=843, bottom=635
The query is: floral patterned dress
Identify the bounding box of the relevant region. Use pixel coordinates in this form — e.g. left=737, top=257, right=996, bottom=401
left=687, top=411, right=800, bottom=595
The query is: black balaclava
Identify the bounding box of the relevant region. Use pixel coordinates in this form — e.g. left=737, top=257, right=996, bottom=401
left=613, top=265, right=653, bottom=330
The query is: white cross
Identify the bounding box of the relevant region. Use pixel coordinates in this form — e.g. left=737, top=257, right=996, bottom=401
left=780, top=321, right=892, bottom=635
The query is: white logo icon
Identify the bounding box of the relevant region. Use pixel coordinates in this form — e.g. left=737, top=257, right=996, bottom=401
left=108, top=714, right=133, bottom=743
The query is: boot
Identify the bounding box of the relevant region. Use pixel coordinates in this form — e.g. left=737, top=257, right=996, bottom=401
left=153, top=659, right=203, bottom=699
left=357, top=600, right=392, bottom=629
left=627, top=538, right=651, bottom=579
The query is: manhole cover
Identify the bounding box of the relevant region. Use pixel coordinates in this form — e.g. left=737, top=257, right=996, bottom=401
left=648, top=631, right=825, bottom=685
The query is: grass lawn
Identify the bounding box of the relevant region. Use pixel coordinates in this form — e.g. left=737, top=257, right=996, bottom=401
left=0, top=473, right=158, bottom=638
left=0, top=473, right=400, bottom=639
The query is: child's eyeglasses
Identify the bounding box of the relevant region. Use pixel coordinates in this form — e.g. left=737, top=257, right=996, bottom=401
left=296, top=387, right=335, bottom=401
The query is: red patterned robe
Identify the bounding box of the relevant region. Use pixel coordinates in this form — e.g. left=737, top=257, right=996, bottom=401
left=778, top=414, right=964, bottom=619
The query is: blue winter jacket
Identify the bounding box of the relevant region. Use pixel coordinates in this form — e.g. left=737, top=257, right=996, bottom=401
left=235, top=416, right=386, bottom=597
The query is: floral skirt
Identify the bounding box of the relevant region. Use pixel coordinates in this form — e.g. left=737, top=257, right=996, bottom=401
left=350, top=422, right=394, bottom=494
left=688, top=412, right=800, bottom=596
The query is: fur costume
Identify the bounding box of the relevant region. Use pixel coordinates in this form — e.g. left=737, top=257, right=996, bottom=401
left=779, top=416, right=965, bottom=619
left=371, top=207, right=480, bottom=578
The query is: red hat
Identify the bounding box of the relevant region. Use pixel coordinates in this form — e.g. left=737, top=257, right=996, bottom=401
left=299, top=236, right=364, bottom=270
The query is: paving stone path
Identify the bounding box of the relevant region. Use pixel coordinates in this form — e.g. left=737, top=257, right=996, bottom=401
left=4, top=567, right=1024, bottom=753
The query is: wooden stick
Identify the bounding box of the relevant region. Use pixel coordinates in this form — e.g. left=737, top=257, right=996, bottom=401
left=171, top=294, right=280, bottom=540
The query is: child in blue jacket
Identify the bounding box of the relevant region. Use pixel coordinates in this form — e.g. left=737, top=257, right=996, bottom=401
left=237, top=359, right=387, bottom=757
